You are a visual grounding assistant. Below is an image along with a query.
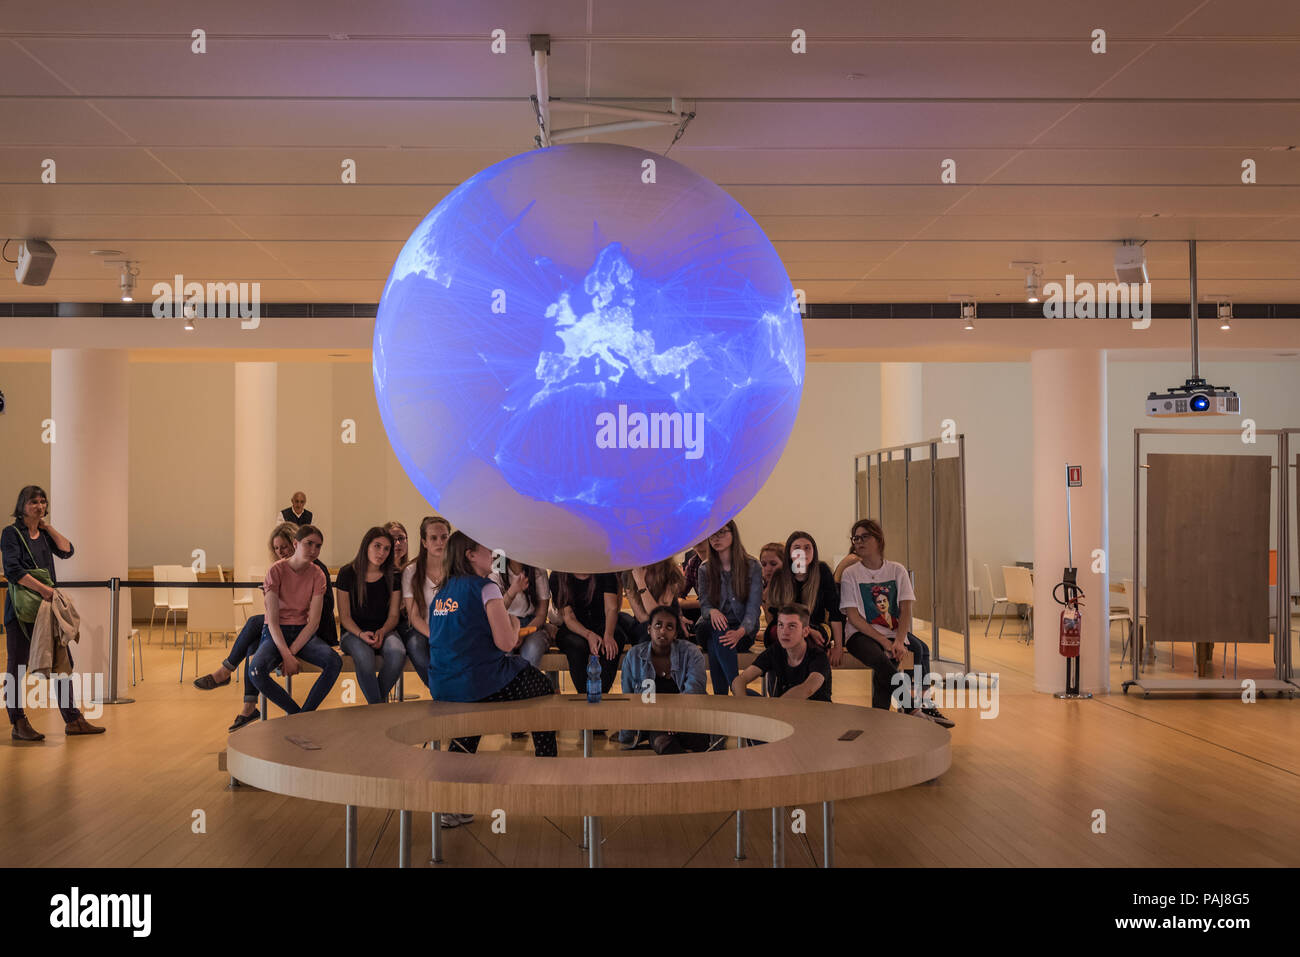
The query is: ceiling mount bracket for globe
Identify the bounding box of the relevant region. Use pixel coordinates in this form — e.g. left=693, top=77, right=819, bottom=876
left=531, top=34, right=692, bottom=149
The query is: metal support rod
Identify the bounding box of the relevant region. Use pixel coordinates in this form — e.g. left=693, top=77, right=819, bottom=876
left=958, top=433, right=972, bottom=674
left=822, top=802, right=835, bottom=868
left=429, top=741, right=444, bottom=864
left=103, top=576, right=133, bottom=704
left=549, top=98, right=687, bottom=124
left=1277, top=432, right=1290, bottom=681
left=587, top=816, right=602, bottom=868
left=344, top=805, right=357, bottom=868
left=398, top=810, right=411, bottom=868
left=550, top=118, right=669, bottom=141
left=1132, top=430, right=1142, bottom=685
left=530, top=41, right=551, bottom=147
left=771, top=807, right=786, bottom=868
left=930, top=442, right=940, bottom=661
left=1188, top=240, right=1199, bottom=380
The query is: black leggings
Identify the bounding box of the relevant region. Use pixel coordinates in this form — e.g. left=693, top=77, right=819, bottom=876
left=448, top=666, right=557, bottom=757
left=555, top=620, right=632, bottom=694
left=845, top=631, right=932, bottom=710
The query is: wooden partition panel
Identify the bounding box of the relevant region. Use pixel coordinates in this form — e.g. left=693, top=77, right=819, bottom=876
left=907, top=457, right=934, bottom=618
left=1146, top=453, right=1271, bottom=643
left=879, top=459, right=908, bottom=568
left=855, top=467, right=869, bottom=523
left=934, top=457, right=966, bottom=633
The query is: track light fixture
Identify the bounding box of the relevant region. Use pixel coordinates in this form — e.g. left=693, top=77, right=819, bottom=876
left=1218, top=300, right=1232, bottom=330
left=106, top=259, right=140, bottom=302
left=1024, top=266, right=1043, bottom=303
left=961, top=299, right=976, bottom=331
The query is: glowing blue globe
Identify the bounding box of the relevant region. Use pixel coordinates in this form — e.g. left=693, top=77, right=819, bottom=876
left=374, top=142, right=804, bottom=572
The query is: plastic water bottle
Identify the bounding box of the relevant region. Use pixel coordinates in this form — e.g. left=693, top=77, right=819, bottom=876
left=586, top=653, right=602, bottom=703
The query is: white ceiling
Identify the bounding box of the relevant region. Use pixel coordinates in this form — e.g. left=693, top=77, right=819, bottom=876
left=2, top=0, right=1300, bottom=359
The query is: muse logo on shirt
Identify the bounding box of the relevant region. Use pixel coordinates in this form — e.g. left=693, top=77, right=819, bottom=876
left=432, top=597, right=459, bottom=616
left=859, top=580, right=899, bottom=632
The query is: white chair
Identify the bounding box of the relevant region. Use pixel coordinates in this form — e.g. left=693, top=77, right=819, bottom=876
left=222, top=563, right=253, bottom=626
left=968, top=558, right=981, bottom=619
left=1112, top=580, right=1133, bottom=663
left=1120, top=578, right=1150, bottom=667
left=180, top=584, right=238, bottom=682
left=159, top=565, right=193, bottom=645
left=127, top=628, right=144, bottom=685
left=147, top=565, right=171, bottom=643
left=984, top=564, right=1010, bottom=636
left=1002, top=566, right=1035, bottom=642
left=246, top=565, right=266, bottom=618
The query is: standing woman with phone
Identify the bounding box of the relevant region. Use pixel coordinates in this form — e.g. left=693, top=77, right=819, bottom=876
left=2, top=485, right=105, bottom=740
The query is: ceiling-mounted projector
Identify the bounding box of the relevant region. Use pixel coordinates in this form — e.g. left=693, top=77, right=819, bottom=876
left=1146, top=377, right=1240, bottom=417
left=1146, top=240, right=1243, bottom=417
left=14, top=239, right=56, bottom=286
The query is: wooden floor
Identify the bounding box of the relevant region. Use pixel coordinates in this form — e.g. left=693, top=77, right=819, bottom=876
left=1, top=619, right=1297, bottom=867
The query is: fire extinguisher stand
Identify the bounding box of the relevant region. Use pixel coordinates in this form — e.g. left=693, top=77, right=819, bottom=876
left=1054, top=465, right=1093, bottom=700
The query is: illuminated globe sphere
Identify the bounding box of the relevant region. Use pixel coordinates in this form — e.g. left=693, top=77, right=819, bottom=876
left=373, top=142, right=804, bottom=572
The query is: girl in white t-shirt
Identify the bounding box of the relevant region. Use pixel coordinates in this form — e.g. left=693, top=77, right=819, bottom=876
left=489, top=557, right=551, bottom=668
left=838, top=519, right=953, bottom=727
left=401, top=516, right=451, bottom=690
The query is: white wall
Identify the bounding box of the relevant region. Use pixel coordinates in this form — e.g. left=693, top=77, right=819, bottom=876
left=733, top=363, right=881, bottom=563
left=3, top=357, right=1297, bottom=595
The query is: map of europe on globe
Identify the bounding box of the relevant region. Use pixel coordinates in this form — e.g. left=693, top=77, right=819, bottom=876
left=373, top=142, right=804, bottom=572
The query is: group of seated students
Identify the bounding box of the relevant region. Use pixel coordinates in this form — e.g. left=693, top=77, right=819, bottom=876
left=195, top=513, right=955, bottom=741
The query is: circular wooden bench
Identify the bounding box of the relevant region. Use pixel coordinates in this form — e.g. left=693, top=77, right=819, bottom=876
left=227, top=693, right=949, bottom=868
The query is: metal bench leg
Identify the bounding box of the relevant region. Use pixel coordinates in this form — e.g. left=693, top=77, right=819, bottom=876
left=823, top=801, right=835, bottom=868
left=735, top=737, right=747, bottom=860
left=771, top=806, right=786, bottom=868
left=588, top=815, right=602, bottom=868
left=398, top=810, right=412, bottom=868
left=429, top=741, right=444, bottom=864
left=344, top=805, right=357, bottom=868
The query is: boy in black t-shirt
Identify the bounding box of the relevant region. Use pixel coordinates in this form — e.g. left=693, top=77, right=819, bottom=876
left=731, top=603, right=831, bottom=702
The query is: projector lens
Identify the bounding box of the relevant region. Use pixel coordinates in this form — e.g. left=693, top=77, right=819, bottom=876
left=1190, top=394, right=1210, bottom=412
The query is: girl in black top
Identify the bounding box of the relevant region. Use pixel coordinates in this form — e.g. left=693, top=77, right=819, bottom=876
left=764, top=530, right=845, bottom=661
left=550, top=570, right=632, bottom=698
left=337, top=527, right=402, bottom=704
left=2, top=485, right=103, bottom=740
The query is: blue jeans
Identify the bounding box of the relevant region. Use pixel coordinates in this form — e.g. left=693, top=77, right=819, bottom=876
left=705, top=619, right=757, bottom=695
left=222, top=614, right=264, bottom=704
left=517, top=630, right=550, bottom=669
left=248, top=624, right=342, bottom=715
left=340, top=631, right=407, bottom=704
left=402, top=625, right=432, bottom=693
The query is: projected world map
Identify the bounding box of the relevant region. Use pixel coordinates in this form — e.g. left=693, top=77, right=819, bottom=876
left=373, top=143, right=804, bottom=572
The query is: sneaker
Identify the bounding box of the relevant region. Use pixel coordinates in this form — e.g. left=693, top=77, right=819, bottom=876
left=917, top=707, right=955, bottom=728
left=613, top=730, right=636, bottom=744
left=228, top=711, right=260, bottom=732
left=439, top=813, right=474, bottom=829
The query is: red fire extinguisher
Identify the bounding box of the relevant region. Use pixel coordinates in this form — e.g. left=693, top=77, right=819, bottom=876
left=1054, top=464, right=1091, bottom=699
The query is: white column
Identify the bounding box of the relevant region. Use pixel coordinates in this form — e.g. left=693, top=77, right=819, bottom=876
left=880, top=362, right=924, bottom=451
left=234, top=363, right=277, bottom=585
left=1030, top=349, right=1110, bottom=694
left=50, top=349, right=130, bottom=700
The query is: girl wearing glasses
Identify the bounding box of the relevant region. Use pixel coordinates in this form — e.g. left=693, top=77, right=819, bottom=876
left=699, top=520, right=764, bottom=697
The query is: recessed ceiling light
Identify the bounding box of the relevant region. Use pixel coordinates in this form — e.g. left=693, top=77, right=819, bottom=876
left=328, top=353, right=350, bottom=358
left=845, top=73, right=865, bottom=80
left=89, top=249, right=123, bottom=257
